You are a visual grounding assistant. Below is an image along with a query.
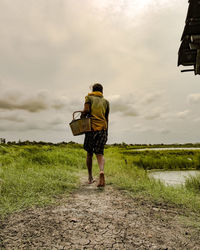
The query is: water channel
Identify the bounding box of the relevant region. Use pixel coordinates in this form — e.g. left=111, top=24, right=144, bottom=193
left=149, top=170, right=200, bottom=186
left=135, top=148, right=200, bottom=186
left=136, top=147, right=200, bottom=151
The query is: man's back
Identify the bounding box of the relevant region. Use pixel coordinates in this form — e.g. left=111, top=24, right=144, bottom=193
left=85, top=91, right=109, bottom=131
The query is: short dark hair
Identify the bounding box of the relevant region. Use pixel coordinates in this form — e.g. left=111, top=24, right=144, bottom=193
left=92, top=83, right=103, bottom=93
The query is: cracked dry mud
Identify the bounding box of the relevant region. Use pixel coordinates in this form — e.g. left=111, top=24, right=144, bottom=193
left=0, top=177, right=200, bottom=250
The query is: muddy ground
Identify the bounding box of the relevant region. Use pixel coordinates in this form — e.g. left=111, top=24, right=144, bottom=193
left=0, top=176, right=200, bottom=250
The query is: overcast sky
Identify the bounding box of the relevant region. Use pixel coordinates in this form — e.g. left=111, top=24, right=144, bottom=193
left=0, top=0, right=200, bottom=144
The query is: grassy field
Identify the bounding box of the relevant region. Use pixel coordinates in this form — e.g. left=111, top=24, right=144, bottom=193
left=0, top=143, right=200, bottom=217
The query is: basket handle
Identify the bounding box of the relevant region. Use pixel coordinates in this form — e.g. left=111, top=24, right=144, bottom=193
left=72, top=111, right=83, bottom=120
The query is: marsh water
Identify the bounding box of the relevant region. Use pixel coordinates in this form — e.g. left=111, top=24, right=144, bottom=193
left=149, top=170, right=200, bottom=186
left=136, top=148, right=200, bottom=151
left=136, top=148, right=200, bottom=185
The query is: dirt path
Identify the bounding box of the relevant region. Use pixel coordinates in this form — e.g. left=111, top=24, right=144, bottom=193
left=0, top=176, right=200, bottom=249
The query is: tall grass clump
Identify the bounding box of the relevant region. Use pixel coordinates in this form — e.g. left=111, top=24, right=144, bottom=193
left=185, top=174, right=200, bottom=192
left=0, top=144, right=86, bottom=217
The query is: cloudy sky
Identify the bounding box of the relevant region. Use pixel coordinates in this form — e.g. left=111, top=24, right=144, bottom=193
left=0, top=0, right=200, bottom=144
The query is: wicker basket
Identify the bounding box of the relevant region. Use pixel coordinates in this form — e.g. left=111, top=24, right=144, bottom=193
left=69, top=111, right=91, bottom=136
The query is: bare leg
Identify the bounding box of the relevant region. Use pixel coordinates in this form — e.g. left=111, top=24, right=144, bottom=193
left=96, top=154, right=105, bottom=173
left=96, top=154, right=105, bottom=187
left=87, top=152, right=94, bottom=183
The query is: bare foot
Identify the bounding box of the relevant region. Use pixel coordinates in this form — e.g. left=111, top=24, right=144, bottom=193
left=97, top=172, right=105, bottom=187
left=88, top=178, right=96, bottom=184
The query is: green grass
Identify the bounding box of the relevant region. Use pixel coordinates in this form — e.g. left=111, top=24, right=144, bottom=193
left=0, top=144, right=86, bottom=217
left=185, top=174, right=200, bottom=193
left=1, top=144, right=200, bottom=217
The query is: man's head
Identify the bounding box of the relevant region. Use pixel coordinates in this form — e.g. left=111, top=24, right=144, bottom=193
left=92, top=83, right=103, bottom=93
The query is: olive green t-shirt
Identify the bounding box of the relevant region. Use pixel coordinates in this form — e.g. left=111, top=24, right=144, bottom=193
left=85, top=91, right=109, bottom=131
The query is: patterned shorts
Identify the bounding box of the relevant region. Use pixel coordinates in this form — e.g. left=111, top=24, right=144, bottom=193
left=84, top=130, right=108, bottom=155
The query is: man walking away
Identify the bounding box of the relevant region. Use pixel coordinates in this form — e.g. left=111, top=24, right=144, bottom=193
left=81, top=83, right=109, bottom=187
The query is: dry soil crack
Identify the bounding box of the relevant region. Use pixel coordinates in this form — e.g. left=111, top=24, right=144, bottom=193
left=0, top=176, right=200, bottom=249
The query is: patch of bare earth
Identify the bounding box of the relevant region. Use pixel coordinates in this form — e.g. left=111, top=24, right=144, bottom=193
left=0, top=176, right=200, bottom=249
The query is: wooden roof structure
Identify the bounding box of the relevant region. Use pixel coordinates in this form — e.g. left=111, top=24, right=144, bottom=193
left=178, top=0, right=200, bottom=74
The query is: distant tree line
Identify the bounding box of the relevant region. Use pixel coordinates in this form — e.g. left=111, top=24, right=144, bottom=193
left=0, top=138, right=6, bottom=144
left=1, top=138, right=200, bottom=148
left=0, top=139, right=80, bottom=146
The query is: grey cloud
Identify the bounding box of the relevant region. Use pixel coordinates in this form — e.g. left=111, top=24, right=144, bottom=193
left=0, top=113, right=24, bottom=123
left=140, top=92, right=163, bottom=105
left=176, top=110, right=190, bottom=119
left=0, top=90, right=47, bottom=112
left=0, top=0, right=184, bottom=95
left=159, top=129, right=170, bottom=135
left=47, top=116, right=66, bottom=126
left=0, top=125, right=8, bottom=131
left=52, top=101, right=66, bottom=110
left=109, top=95, right=139, bottom=117
left=0, top=0, right=194, bottom=144
left=51, top=96, right=83, bottom=112
left=24, top=121, right=63, bottom=131
left=0, top=89, right=69, bottom=112
left=22, top=118, right=65, bottom=131
left=123, top=109, right=138, bottom=117
left=0, top=118, right=63, bottom=132
left=144, top=107, right=164, bottom=120
left=0, top=0, right=117, bottom=89
left=144, top=113, right=161, bottom=120
left=109, top=92, right=167, bottom=118
left=187, top=94, right=200, bottom=105
left=67, top=98, right=83, bottom=112
left=48, top=119, right=62, bottom=126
